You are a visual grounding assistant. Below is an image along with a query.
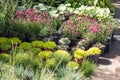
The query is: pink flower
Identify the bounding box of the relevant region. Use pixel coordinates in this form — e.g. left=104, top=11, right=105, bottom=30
left=16, top=10, right=24, bottom=15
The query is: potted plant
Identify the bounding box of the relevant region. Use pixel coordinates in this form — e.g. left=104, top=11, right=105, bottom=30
left=87, top=47, right=101, bottom=62
left=43, top=41, right=57, bottom=51
left=74, top=49, right=87, bottom=64
left=77, top=39, right=90, bottom=50
left=57, top=45, right=69, bottom=50
left=93, top=42, right=106, bottom=56
left=58, top=38, right=71, bottom=45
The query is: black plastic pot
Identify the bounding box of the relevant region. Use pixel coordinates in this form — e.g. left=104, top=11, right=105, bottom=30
left=69, top=38, right=80, bottom=47
left=88, top=54, right=100, bottom=63
left=100, top=46, right=106, bottom=57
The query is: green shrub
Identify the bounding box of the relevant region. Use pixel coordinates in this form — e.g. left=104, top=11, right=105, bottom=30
left=29, top=48, right=41, bottom=55
left=0, top=43, right=11, bottom=50
left=38, top=51, right=53, bottom=60
left=54, top=50, right=71, bottom=64
left=45, top=58, right=57, bottom=69
left=81, top=60, right=96, bottom=77
left=67, top=61, right=79, bottom=70
left=15, top=53, right=41, bottom=69
left=31, top=40, right=44, bottom=48
left=8, top=37, right=22, bottom=45
left=0, top=37, right=8, bottom=44
left=43, top=41, right=56, bottom=50
left=0, top=53, right=9, bottom=62
left=18, top=42, right=32, bottom=50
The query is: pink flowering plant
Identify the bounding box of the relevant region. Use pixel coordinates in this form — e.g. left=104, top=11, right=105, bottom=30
left=60, top=14, right=117, bottom=43
left=13, top=8, right=60, bottom=36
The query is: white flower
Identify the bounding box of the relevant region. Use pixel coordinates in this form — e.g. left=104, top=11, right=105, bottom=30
left=57, top=4, right=67, bottom=11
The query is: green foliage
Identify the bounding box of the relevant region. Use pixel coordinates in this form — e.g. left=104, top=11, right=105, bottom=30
left=15, top=53, right=41, bottom=69
left=0, top=37, right=8, bottom=44
left=67, top=61, right=79, bottom=70
left=54, top=50, right=71, bottom=64
left=0, top=43, right=11, bottom=50
left=18, top=42, right=32, bottom=50
left=38, top=51, right=53, bottom=60
left=45, top=58, right=57, bottom=69
left=29, top=48, right=41, bottom=55
left=8, top=37, right=22, bottom=45
left=0, top=53, right=9, bottom=62
left=43, top=41, right=56, bottom=49
left=31, top=40, right=44, bottom=48
left=81, top=60, right=96, bottom=77
left=58, top=38, right=71, bottom=45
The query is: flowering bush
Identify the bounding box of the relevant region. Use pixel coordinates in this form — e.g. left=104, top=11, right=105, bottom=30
left=87, top=47, right=101, bottom=55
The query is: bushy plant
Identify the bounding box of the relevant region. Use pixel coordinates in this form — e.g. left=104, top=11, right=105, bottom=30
left=74, top=49, right=87, bottom=59
left=18, top=42, right=32, bottom=50
left=81, top=60, right=96, bottom=77
left=31, top=40, right=44, bottom=48
left=38, top=51, right=53, bottom=60
left=87, top=47, right=101, bottom=55
left=29, top=48, right=41, bottom=55
left=45, top=58, right=57, bottom=69
left=43, top=41, right=56, bottom=50
left=67, top=61, right=79, bottom=70
left=8, top=37, right=22, bottom=45
left=15, top=53, right=41, bottom=69
left=54, top=50, right=71, bottom=64
left=0, top=37, right=8, bottom=44
left=0, top=53, right=9, bottom=62
left=0, top=43, right=11, bottom=50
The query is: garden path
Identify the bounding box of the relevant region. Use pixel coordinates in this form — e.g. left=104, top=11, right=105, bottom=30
left=91, top=1, right=120, bottom=80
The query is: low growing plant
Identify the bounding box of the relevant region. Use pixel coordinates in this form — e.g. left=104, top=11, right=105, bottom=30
left=38, top=51, right=53, bottom=60
left=81, top=60, right=96, bottom=77
left=54, top=50, right=71, bottom=64
left=8, top=37, right=22, bottom=45
left=87, top=47, right=101, bottom=55
left=43, top=41, right=57, bottom=50
left=67, top=61, right=79, bottom=70
left=18, top=42, right=32, bottom=50
left=45, top=58, right=57, bottom=69
left=31, top=40, right=44, bottom=48
left=58, top=38, right=71, bottom=45
left=15, top=52, right=41, bottom=69
left=0, top=53, right=9, bottom=62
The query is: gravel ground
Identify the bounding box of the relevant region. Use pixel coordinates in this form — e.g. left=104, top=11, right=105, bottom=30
left=91, top=1, right=120, bottom=80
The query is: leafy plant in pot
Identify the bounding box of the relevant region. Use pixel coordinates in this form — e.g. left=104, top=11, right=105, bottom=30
left=93, top=42, right=106, bottom=56
left=74, top=48, right=88, bottom=64
left=77, top=39, right=90, bottom=50
left=87, top=47, right=101, bottom=63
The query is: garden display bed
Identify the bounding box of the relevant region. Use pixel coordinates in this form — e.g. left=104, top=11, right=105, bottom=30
left=0, top=0, right=118, bottom=79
